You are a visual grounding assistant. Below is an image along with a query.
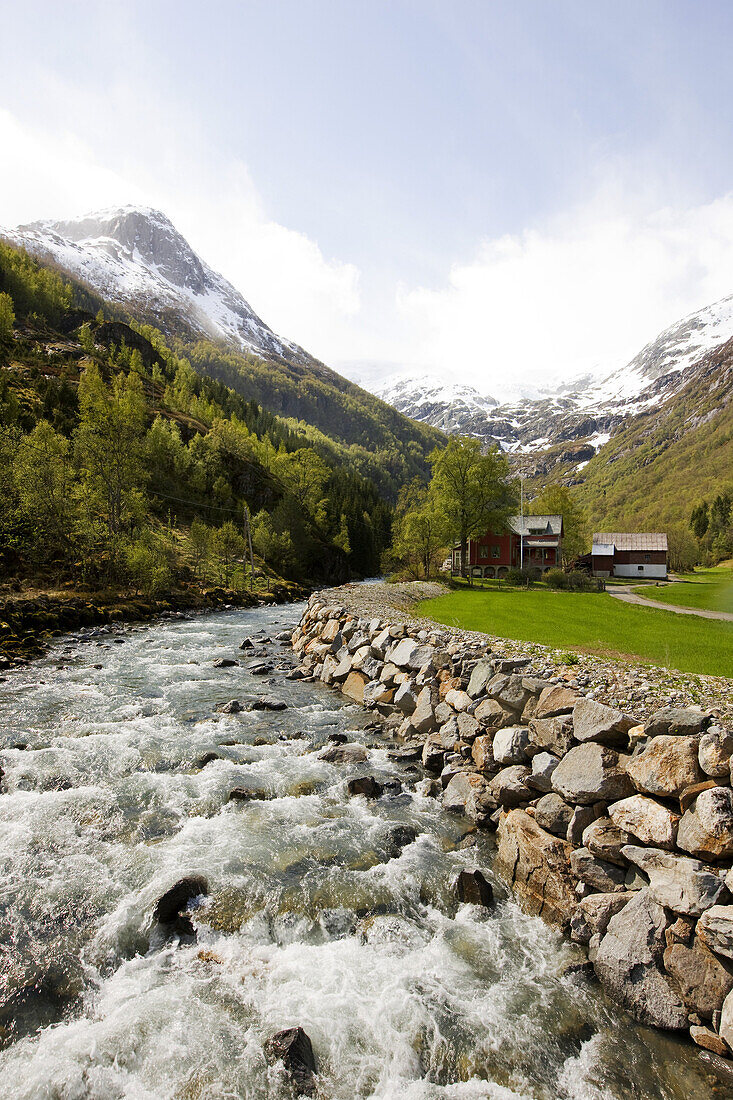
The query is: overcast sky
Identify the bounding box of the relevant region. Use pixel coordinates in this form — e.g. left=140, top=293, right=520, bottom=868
left=3, top=0, right=733, bottom=398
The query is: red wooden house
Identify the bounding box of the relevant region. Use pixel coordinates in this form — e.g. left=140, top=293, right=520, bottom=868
left=451, top=515, right=563, bottom=578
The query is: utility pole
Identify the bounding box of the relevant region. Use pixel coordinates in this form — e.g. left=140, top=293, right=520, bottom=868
left=242, top=503, right=256, bottom=590
left=519, top=469, right=524, bottom=570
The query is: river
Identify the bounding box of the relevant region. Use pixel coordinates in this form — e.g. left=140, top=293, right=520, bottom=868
left=0, top=602, right=720, bottom=1098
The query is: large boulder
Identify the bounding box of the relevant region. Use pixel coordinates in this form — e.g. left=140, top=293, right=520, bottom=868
left=496, top=809, right=577, bottom=928
left=467, top=659, right=494, bottom=698
left=626, top=735, right=703, bottom=798
left=527, top=751, right=560, bottom=793
left=492, top=726, right=530, bottom=765
left=442, top=771, right=496, bottom=823
left=699, top=726, right=733, bottom=778
left=319, top=742, right=368, bottom=764
left=341, top=671, right=368, bottom=704
left=570, top=848, right=626, bottom=892
left=394, top=681, right=417, bottom=715
left=570, top=892, right=631, bottom=945
left=593, top=889, right=689, bottom=1030
left=621, top=846, right=726, bottom=916
left=572, top=697, right=634, bottom=746
left=536, top=684, right=579, bottom=719
left=698, top=906, right=733, bottom=961
left=552, top=743, right=633, bottom=805
left=389, top=638, right=435, bottom=670
left=663, top=936, right=733, bottom=1020
left=676, top=786, right=733, bottom=861
left=534, top=793, right=574, bottom=838
left=582, top=817, right=630, bottom=866
left=265, top=1027, right=317, bottom=1097
left=153, top=877, right=208, bottom=925
left=411, top=685, right=437, bottom=734
left=527, top=716, right=574, bottom=758
left=493, top=674, right=532, bottom=712
left=444, top=688, right=473, bottom=713
left=607, top=794, right=680, bottom=850
left=644, top=706, right=711, bottom=737
left=455, top=869, right=494, bottom=908
left=471, top=733, right=496, bottom=772
left=489, top=765, right=532, bottom=808
left=474, top=697, right=510, bottom=729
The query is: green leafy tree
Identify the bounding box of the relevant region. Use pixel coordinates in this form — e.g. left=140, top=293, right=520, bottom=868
left=189, top=517, right=213, bottom=580
left=429, top=438, right=516, bottom=580
left=528, top=483, right=587, bottom=565
left=690, top=501, right=709, bottom=539
left=387, top=480, right=447, bottom=578
left=0, top=292, right=15, bottom=360
left=211, top=520, right=244, bottom=586
left=13, top=420, right=77, bottom=561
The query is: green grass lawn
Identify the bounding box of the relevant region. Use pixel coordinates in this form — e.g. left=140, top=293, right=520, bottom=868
left=632, top=564, right=733, bottom=614
left=418, top=586, right=733, bottom=677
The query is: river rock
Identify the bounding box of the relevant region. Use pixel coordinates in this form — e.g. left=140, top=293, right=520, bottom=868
left=249, top=695, right=287, bottom=711
left=582, top=817, right=630, bottom=866
left=389, top=638, right=435, bottom=670
left=153, top=876, right=208, bottom=924
left=455, top=868, right=494, bottom=908
left=384, top=824, right=418, bottom=856
left=467, top=659, right=494, bottom=698
left=341, top=671, right=368, bottom=704
left=320, top=742, right=369, bottom=764
left=489, top=765, right=532, bottom=808
left=572, top=697, right=634, bottom=746
left=217, top=699, right=242, bottom=714
left=552, top=743, right=632, bottom=805
left=444, top=688, right=473, bottom=712
left=239, top=638, right=255, bottom=649
left=496, top=809, right=577, bottom=928
left=663, top=936, right=733, bottom=1020
left=593, top=888, right=689, bottom=1030
left=534, top=793, right=574, bottom=837
left=536, top=684, right=578, bottom=719
left=228, top=786, right=270, bottom=802
left=621, top=845, right=726, bottom=916
left=607, top=794, right=680, bottom=850
left=347, top=776, right=383, bottom=799
left=443, top=770, right=496, bottom=822
left=699, top=726, right=733, bottom=777
left=422, top=736, right=445, bottom=771
left=493, top=726, right=530, bottom=765
left=698, top=906, right=733, bottom=961
left=570, top=892, right=631, bottom=945
left=527, top=716, right=574, bottom=758
left=644, top=706, right=711, bottom=737
left=527, top=751, right=560, bottom=793
left=394, top=681, right=417, bottom=715
left=677, top=786, right=733, bottom=861
left=689, top=1025, right=729, bottom=1056
left=213, top=657, right=238, bottom=668
left=570, top=848, right=627, bottom=892
left=265, top=1026, right=317, bottom=1096
left=626, top=735, right=703, bottom=798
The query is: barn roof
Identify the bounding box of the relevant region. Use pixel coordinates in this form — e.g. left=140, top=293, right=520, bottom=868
left=509, top=514, right=563, bottom=537
left=592, top=532, right=668, bottom=551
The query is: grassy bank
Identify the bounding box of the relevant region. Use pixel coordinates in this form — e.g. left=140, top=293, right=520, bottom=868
left=418, top=585, right=733, bottom=677
left=632, top=564, right=733, bottom=614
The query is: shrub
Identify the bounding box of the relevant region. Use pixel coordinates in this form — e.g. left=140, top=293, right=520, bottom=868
left=544, top=568, right=568, bottom=589
left=506, top=567, right=533, bottom=586
left=568, top=569, right=593, bottom=591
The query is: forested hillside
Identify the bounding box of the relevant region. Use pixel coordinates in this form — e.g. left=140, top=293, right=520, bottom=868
left=0, top=241, right=408, bottom=595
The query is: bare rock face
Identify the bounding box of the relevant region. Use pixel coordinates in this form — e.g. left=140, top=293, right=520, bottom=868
left=570, top=847, right=627, bottom=892
left=572, top=697, right=634, bottom=746
left=527, top=716, right=574, bottom=758
left=570, top=892, right=631, bottom=945
left=534, top=792, right=574, bottom=838
left=698, top=906, right=733, bottom=960
left=699, top=726, right=733, bottom=778
left=677, top=786, right=733, bottom=861
left=496, top=809, right=577, bottom=928
left=536, top=685, right=579, bottom=719
left=593, top=889, right=689, bottom=1030
left=644, top=707, right=711, bottom=737
left=621, top=846, right=726, bottom=916
left=626, top=735, right=703, bottom=798
left=551, top=742, right=633, bottom=805
left=608, top=794, right=680, bottom=850
left=663, top=936, right=733, bottom=1020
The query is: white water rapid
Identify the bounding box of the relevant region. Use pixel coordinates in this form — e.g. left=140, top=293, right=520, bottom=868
left=0, top=604, right=719, bottom=1098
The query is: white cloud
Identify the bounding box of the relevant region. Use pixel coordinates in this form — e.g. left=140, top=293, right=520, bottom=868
left=394, top=190, right=733, bottom=400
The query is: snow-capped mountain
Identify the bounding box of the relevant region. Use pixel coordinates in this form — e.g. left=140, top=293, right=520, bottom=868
left=376, top=292, right=733, bottom=458
left=2, top=206, right=311, bottom=365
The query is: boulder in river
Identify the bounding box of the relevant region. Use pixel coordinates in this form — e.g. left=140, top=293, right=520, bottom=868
left=454, top=868, right=494, bottom=908
left=213, top=658, right=238, bottom=668
left=153, top=876, right=208, bottom=926
left=248, top=696, right=287, bottom=711
left=320, top=742, right=368, bottom=764
left=228, top=787, right=271, bottom=802
left=217, top=699, right=243, bottom=714
left=265, top=1026, right=317, bottom=1096
left=347, top=775, right=383, bottom=799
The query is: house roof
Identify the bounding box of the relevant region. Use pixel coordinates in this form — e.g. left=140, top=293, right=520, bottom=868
left=592, top=532, right=668, bottom=551
left=509, top=514, right=563, bottom=537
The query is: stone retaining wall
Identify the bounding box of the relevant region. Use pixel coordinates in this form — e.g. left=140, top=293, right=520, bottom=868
left=293, top=592, right=733, bottom=1065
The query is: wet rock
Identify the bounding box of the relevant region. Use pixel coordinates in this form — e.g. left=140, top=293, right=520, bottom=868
left=570, top=848, right=627, bottom=892
left=228, top=786, right=271, bottom=802
left=607, top=794, right=679, bottom=850
left=384, top=824, right=418, bottom=856
left=689, top=1025, right=729, bottom=1056
left=249, top=696, right=287, bottom=711
left=489, top=764, right=532, bottom=808
left=698, top=906, right=733, bottom=961
left=536, top=684, right=578, bottom=719
left=195, top=751, right=222, bottom=768
left=664, top=936, right=733, bottom=1020
left=593, top=888, right=689, bottom=1030
left=570, top=892, right=630, bottom=945
left=247, top=662, right=273, bottom=676
left=328, top=732, right=348, bottom=744
left=644, top=706, right=711, bottom=737
left=443, top=770, right=496, bottom=822
left=347, top=776, right=383, bottom=799
left=552, top=743, right=633, bottom=805
left=534, top=793, right=574, bottom=838
left=527, top=751, right=559, bottom=793
left=275, top=630, right=292, bottom=642
left=455, top=868, right=494, bottom=908
left=582, top=817, right=630, bottom=866
left=677, top=786, right=733, bottom=861
left=699, top=726, right=733, bottom=778
left=342, top=671, right=368, bottom=704
left=422, top=735, right=445, bottom=772
left=320, top=742, right=368, bottom=764
left=496, top=809, right=577, bottom=928
left=572, top=697, right=634, bottom=747
left=622, top=845, right=726, bottom=916
left=216, top=699, right=243, bottom=714
left=154, top=876, right=208, bottom=925
left=213, top=658, right=238, bottom=668
left=265, top=1026, right=317, bottom=1097
left=627, top=735, right=703, bottom=798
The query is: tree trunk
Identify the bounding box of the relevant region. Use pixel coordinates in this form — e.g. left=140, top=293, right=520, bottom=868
left=460, top=532, right=470, bottom=585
